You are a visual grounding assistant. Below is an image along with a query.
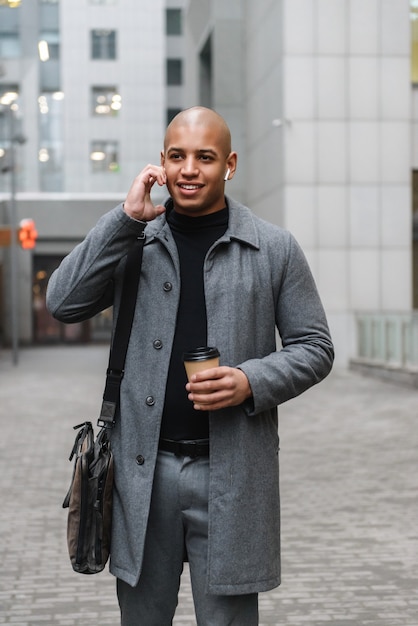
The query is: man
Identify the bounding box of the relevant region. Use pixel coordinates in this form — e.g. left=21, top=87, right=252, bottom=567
left=47, top=106, right=334, bottom=625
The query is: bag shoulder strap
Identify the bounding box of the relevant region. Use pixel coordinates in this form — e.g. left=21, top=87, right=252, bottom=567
left=98, top=232, right=145, bottom=428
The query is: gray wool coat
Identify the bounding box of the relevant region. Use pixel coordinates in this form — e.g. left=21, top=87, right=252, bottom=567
left=47, top=196, right=334, bottom=594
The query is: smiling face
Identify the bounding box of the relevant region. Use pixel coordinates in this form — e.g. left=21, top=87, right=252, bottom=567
left=161, top=107, right=237, bottom=217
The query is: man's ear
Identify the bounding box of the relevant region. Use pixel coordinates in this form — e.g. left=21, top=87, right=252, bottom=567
left=225, top=152, right=238, bottom=180
left=160, top=151, right=165, bottom=167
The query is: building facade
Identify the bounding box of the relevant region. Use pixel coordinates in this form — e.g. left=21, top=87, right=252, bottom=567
left=184, top=0, right=415, bottom=369
left=0, top=0, right=183, bottom=345
left=0, top=0, right=416, bottom=372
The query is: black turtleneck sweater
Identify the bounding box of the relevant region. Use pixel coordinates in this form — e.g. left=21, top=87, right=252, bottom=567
left=160, top=206, right=228, bottom=441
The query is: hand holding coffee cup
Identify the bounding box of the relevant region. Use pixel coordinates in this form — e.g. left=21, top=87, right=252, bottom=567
left=183, top=347, right=220, bottom=382
left=184, top=348, right=253, bottom=411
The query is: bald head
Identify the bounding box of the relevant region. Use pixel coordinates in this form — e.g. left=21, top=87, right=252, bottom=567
left=160, top=106, right=237, bottom=216
left=164, top=106, right=232, bottom=156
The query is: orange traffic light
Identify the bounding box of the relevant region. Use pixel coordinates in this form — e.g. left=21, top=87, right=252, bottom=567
left=18, top=218, right=38, bottom=249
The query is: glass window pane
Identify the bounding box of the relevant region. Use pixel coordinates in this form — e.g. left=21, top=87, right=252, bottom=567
left=0, top=86, right=20, bottom=193
left=166, top=59, right=182, bottom=86
left=166, top=8, right=182, bottom=36
left=90, top=140, right=119, bottom=172
left=0, top=5, right=20, bottom=31
left=0, top=32, right=20, bottom=57
left=39, top=31, right=60, bottom=59
left=38, top=91, right=64, bottom=191
left=166, top=108, right=182, bottom=125
left=39, top=1, right=59, bottom=29
left=91, top=86, right=121, bottom=116
left=91, top=29, right=116, bottom=60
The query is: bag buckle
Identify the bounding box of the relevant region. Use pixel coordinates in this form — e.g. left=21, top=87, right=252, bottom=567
left=97, top=368, right=124, bottom=428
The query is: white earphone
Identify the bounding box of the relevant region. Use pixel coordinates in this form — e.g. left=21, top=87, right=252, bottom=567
left=224, top=168, right=231, bottom=181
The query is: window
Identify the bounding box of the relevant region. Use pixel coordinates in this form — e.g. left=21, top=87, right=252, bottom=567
left=166, top=59, right=182, bottom=86
left=0, top=2, right=20, bottom=57
left=0, top=32, right=20, bottom=57
left=0, top=86, right=20, bottom=192
left=38, top=91, right=64, bottom=191
left=0, top=86, right=19, bottom=147
left=0, top=140, right=8, bottom=164
left=199, top=34, right=212, bottom=108
left=0, top=85, right=19, bottom=106
left=90, top=140, right=119, bottom=173
left=166, top=108, right=182, bottom=125
left=0, top=1, right=21, bottom=7
left=0, top=2, right=20, bottom=58
left=38, top=31, right=60, bottom=60
left=166, top=8, right=182, bottom=36
left=91, top=29, right=116, bottom=60
left=39, top=0, right=59, bottom=28
left=91, top=86, right=121, bottom=116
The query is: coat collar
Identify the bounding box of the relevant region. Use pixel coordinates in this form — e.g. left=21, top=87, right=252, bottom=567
left=144, top=195, right=260, bottom=250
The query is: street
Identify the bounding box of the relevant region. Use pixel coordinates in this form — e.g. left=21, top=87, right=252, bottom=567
left=0, top=346, right=417, bottom=625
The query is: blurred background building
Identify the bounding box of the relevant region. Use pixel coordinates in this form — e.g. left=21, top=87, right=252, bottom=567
left=0, top=0, right=417, bottom=378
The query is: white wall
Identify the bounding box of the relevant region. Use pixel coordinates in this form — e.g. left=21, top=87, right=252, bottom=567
left=264, top=0, right=412, bottom=365
left=244, top=0, right=284, bottom=222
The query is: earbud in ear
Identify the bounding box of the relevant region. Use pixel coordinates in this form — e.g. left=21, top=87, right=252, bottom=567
left=224, top=168, right=231, bottom=181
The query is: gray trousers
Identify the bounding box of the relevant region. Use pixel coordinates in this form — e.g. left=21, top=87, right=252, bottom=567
left=117, top=449, right=259, bottom=626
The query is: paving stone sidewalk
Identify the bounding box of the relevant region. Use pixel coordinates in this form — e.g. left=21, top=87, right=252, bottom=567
left=0, top=346, right=417, bottom=626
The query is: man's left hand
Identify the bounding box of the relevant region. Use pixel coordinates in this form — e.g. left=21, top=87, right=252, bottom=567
left=186, top=367, right=252, bottom=411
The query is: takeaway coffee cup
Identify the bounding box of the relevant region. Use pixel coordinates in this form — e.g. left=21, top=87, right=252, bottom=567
left=183, top=346, right=220, bottom=381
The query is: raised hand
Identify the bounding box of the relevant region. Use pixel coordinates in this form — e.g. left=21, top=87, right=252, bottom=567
left=124, top=164, right=167, bottom=222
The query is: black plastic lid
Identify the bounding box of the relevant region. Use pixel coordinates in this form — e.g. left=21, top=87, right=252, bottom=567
left=183, top=346, right=220, bottom=362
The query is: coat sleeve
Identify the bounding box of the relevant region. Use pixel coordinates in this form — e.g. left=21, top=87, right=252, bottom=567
left=238, top=232, right=334, bottom=412
left=46, top=204, right=146, bottom=323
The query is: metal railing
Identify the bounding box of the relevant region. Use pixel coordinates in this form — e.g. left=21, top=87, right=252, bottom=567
left=355, top=312, right=418, bottom=370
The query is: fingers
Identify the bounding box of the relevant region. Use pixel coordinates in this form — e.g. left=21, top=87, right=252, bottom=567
left=142, top=164, right=167, bottom=189
left=187, top=366, right=223, bottom=384
left=186, top=367, right=252, bottom=411
left=124, top=165, right=167, bottom=221
left=186, top=368, right=224, bottom=410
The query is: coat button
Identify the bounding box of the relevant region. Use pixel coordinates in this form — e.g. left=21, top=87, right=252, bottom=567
left=146, top=396, right=155, bottom=406
left=163, top=282, right=172, bottom=292
left=136, top=455, right=145, bottom=465
left=153, top=339, right=163, bottom=350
